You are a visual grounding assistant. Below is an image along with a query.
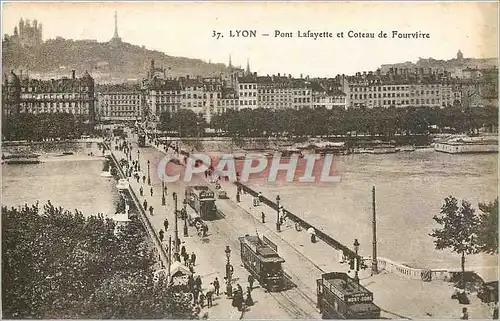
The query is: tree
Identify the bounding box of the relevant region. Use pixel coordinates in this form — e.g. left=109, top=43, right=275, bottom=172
left=476, top=198, right=498, bottom=254
left=2, top=202, right=195, bottom=319
left=430, top=196, right=480, bottom=292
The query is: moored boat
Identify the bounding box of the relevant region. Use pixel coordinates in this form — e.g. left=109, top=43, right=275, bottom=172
left=434, top=135, right=498, bottom=154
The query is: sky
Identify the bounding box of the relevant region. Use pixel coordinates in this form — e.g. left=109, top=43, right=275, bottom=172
left=2, top=1, right=499, bottom=77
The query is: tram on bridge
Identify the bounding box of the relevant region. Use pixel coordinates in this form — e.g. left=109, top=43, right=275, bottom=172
left=238, top=234, right=286, bottom=292
left=138, top=134, right=146, bottom=147
left=185, top=185, right=217, bottom=220
left=316, top=272, right=381, bottom=319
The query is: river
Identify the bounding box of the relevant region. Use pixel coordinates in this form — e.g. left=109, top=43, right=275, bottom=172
left=1, top=142, right=118, bottom=217
left=2, top=141, right=497, bottom=270
left=243, top=149, right=498, bottom=269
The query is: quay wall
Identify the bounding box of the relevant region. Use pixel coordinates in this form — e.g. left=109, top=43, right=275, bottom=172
left=105, top=143, right=170, bottom=269
left=158, top=134, right=432, bottom=153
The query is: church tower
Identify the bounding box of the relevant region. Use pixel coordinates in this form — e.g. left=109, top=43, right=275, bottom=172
left=111, top=11, right=122, bottom=42
left=457, top=49, right=464, bottom=61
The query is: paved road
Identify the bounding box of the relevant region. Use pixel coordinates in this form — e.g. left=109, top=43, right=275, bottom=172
left=114, top=133, right=299, bottom=319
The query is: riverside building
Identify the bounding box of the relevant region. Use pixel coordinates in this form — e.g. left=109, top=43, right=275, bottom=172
left=96, top=83, right=142, bottom=122
left=2, top=70, right=96, bottom=122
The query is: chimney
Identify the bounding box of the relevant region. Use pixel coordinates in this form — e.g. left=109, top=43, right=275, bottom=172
left=278, top=73, right=280, bottom=77
left=71, top=70, right=76, bottom=79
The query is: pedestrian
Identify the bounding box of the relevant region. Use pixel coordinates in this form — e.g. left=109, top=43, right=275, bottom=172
left=206, top=284, right=214, bottom=308
left=245, top=286, right=254, bottom=306
left=163, top=218, right=169, bottom=231
left=214, top=277, right=220, bottom=296
left=183, top=253, right=190, bottom=266
left=188, top=274, right=195, bottom=291
left=248, top=274, right=255, bottom=290
left=181, top=245, right=187, bottom=256
left=261, top=211, right=265, bottom=223
left=236, top=192, right=240, bottom=203
left=195, top=275, right=202, bottom=291
left=191, top=252, right=197, bottom=266
left=460, top=307, right=469, bottom=320
left=258, top=192, right=263, bottom=203
left=253, top=195, right=258, bottom=207
left=139, top=186, right=143, bottom=196
left=159, top=229, right=164, bottom=242
left=150, top=187, right=153, bottom=197
left=143, top=200, right=148, bottom=210
left=199, top=292, right=205, bottom=308
left=492, top=302, right=498, bottom=319
left=142, top=175, right=146, bottom=184
left=149, top=205, right=154, bottom=216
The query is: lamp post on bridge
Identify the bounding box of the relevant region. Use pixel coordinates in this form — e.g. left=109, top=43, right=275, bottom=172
left=173, top=192, right=179, bottom=254
left=276, top=195, right=281, bottom=232
left=161, top=178, right=166, bottom=206
left=225, top=245, right=233, bottom=298
left=353, top=239, right=360, bottom=284
left=183, top=199, right=188, bottom=237
left=147, top=160, right=151, bottom=186
left=137, top=150, right=141, bottom=172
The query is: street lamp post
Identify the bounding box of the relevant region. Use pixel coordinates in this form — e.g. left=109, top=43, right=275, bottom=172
left=353, top=239, right=360, bottom=284
left=276, top=195, right=281, bottom=232
left=225, top=246, right=233, bottom=298
left=147, top=160, right=151, bottom=186
left=161, top=177, right=166, bottom=206
left=183, top=199, right=188, bottom=237
left=173, top=192, right=179, bottom=254
left=137, top=150, right=141, bottom=171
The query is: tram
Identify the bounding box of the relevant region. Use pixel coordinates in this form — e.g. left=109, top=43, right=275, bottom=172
left=138, top=134, right=146, bottom=147
left=185, top=185, right=217, bottom=220
left=238, top=234, right=286, bottom=292
left=317, top=272, right=381, bottom=319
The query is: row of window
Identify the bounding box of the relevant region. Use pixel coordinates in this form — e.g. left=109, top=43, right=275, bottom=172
left=21, top=102, right=90, bottom=108
left=21, top=87, right=90, bottom=93
left=351, top=84, right=447, bottom=92
left=351, top=93, right=453, bottom=99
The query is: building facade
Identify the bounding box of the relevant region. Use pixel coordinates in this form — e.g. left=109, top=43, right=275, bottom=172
left=2, top=70, right=95, bottom=122
left=96, top=84, right=142, bottom=121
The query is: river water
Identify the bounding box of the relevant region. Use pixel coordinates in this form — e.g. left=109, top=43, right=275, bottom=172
left=1, top=142, right=118, bottom=217
left=2, top=141, right=497, bottom=270
left=244, top=149, right=498, bottom=269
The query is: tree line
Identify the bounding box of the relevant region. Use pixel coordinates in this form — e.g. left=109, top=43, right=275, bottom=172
left=2, top=113, right=89, bottom=141
left=2, top=202, right=195, bottom=319
left=210, top=106, right=498, bottom=138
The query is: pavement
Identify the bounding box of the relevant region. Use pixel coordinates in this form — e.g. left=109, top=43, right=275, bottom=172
left=113, top=132, right=495, bottom=320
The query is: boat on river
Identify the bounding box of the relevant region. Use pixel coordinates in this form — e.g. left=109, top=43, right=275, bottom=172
left=434, top=135, right=498, bottom=154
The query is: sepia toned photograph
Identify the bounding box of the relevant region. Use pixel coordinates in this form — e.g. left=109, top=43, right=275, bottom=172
left=1, top=1, right=498, bottom=319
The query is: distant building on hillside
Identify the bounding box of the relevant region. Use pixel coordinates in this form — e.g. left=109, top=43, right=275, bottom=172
left=5, top=18, right=43, bottom=47
left=380, top=50, right=498, bottom=78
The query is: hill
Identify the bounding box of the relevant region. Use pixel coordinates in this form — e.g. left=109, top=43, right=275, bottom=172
left=2, top=37, right=235, bottom=83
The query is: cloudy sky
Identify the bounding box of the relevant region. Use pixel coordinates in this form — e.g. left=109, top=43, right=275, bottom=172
left=2, top=1, right=498, bottom=77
